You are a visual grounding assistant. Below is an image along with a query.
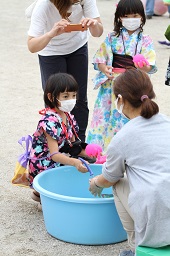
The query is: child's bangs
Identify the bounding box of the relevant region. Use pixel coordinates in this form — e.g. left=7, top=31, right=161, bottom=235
left=119, top=0, right=143, bottom=16
left=65, top=82, right=78, bottom=93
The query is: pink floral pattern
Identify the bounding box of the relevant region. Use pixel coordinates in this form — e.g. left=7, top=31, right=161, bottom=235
left=28, top=109, right=78, bottom=186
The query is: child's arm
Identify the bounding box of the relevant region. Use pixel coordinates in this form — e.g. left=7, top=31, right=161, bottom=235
left=45, top=132, right=88, bottom=173
left=140, top=35, right=157, bottom=74
left=93, top=34, right=113, bottom=71
left=98, top=63, right=114, bottom=79
left=133, top=54, right=152, bottom=73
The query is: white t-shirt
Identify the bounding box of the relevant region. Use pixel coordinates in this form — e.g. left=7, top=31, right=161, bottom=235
left=102, top=113, right=170, bottom=247
left=28, top=0, right=100, bottom=56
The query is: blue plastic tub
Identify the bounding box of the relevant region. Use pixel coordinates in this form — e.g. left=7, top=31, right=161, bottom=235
left=33, top=164, right=127, bottom=245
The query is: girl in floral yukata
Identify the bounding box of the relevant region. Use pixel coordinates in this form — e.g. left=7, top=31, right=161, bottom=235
left=86, top=0, right=157, bottom=153
left=29, top=73, right=90, bottom=206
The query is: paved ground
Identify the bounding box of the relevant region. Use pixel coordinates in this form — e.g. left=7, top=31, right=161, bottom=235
left=1, top=0, right=170, bottom=255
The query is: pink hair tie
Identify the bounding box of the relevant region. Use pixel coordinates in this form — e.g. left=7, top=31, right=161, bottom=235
left=141, top=95, right=148, bottom=102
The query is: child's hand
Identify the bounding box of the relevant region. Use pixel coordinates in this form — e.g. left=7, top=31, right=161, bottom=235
left=105, top=66, right=115, bottom=79
left=73, top=159, right=89, bottom=173
left=133, top=54, right=151, bottom=73
left=98, top=64, right=114, bottom=79
left=134, top=62, right=151, bottom=73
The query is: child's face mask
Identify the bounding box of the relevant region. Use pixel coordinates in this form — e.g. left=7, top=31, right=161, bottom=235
left=121, top=18, right=141, bottom=31
left=58, top=99, right=76, bottom=112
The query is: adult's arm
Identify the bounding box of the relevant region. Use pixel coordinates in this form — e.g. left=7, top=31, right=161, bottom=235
left=89, top=137, right=126, bottom=191
left=81, top=17, right=103, bottom=37
left=27, top=19, right=70, bottom=53
left=81, top=0, right=103, bottom=37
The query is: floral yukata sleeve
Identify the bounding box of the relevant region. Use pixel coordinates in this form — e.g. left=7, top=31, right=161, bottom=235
left=140, top=34, right=157, bottom=74
left=92, top=33, right=113, bottom=89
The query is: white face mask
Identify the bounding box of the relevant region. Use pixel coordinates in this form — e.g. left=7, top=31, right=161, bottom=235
left=122, top=18, right=141, bottom=31
left=58, top=99, right=76, bottom=112
left=115, top=95, right=130, bottom=120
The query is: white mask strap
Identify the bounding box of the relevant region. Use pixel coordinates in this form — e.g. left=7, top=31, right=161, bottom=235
left=115, top=94, right=123, bottom=114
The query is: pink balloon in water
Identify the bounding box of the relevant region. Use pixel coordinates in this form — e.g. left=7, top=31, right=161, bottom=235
left=141, top=0, right=168, bottom=15
left=85, top=144, right=102, bottom=157
left=85, top=144, right=106, bottom=164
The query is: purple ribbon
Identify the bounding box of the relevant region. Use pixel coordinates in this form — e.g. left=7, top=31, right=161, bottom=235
left=18, top=135, right=33, bottom=168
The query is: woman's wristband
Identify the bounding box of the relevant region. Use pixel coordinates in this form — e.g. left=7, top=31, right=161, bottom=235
left=94, top=179, right=103, bottom=188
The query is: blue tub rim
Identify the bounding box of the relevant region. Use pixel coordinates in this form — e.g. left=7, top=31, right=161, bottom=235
left=33, top=166, right=114, bottom=204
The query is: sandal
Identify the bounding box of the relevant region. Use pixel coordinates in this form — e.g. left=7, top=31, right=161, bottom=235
left=37, top=202, right=42, bottom=211
left=31, top=190, right=41, bottom=202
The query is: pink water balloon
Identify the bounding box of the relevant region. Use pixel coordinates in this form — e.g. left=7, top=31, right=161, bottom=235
left=85, top=144, right=106, bottom=164
left=133, top=54, right=149, bottom=68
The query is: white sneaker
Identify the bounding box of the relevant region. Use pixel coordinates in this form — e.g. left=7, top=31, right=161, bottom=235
left=119, top=250, right=135, bottom=256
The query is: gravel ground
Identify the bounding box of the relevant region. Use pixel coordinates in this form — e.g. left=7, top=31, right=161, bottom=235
left=1, top=0, right=170, bottom=255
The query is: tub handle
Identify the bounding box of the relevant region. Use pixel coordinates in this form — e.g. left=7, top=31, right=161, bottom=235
left=78, top=157, right=94, bottom=176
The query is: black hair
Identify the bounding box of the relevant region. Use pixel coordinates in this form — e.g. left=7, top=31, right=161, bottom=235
left=114, top=68, right=159, bottom=119
left=114, top=0, right=146, bottom=36
left=44, top=73, right=78, bottom=109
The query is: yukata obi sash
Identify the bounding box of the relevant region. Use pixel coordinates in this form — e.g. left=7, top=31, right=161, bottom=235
left=112, top=53, right=135, bottom=69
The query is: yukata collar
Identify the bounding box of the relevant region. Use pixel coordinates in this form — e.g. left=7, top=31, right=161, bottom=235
left=39, top=107, right=56, bottom=115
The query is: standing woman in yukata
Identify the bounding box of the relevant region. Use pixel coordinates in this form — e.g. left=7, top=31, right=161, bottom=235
left=86, top=0, right=157, bottom=153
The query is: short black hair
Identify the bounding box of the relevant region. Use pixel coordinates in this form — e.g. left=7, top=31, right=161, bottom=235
left=44, top=73, right=78, bottom=109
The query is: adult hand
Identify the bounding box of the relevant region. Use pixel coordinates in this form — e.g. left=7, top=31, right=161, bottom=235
left=81, top=17, right=103, bottom=37
left=89, top=177, right=103, bottom=197
left=47, top=19, right=70, bottom=38
left=81, top=17, right=99, bottom=28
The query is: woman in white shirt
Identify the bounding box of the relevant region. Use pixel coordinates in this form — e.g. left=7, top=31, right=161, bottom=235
left=89, top=68, right=170, bottom=256
left=27, top=0, right=103, bottom=142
